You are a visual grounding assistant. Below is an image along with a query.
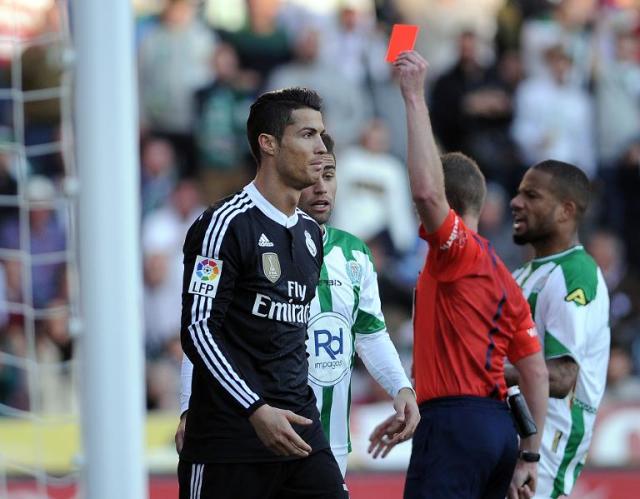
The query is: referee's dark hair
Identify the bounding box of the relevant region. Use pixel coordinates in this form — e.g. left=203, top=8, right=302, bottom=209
left=247, top=87, right=323, bottom=166
left=321, top=132, right=336, bottom=162
left=532, top=160, right=591, bottom=221
left=441, top=152, right=486, bottom=217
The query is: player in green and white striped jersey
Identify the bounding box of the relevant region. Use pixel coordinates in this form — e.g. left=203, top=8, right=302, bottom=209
left=507, top=160, right=610, bottom=498
left=298, top=134, right=418, bottom=474
left=176, top=133, right=419, bottom=477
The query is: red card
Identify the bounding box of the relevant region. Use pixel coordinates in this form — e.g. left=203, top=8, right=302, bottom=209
left=385, top=24, right=420, bottom=63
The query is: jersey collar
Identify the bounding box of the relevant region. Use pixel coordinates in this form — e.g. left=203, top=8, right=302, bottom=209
left=532, top=245, right=583, bottom=263
left=244, top=182, right=299, bottom=228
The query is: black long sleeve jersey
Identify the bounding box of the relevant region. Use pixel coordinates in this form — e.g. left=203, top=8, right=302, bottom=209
left=180, top=182, right=328, bottom=463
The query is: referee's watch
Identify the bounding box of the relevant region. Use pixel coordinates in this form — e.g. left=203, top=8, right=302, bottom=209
left=519, top=451, right=540, bottom=462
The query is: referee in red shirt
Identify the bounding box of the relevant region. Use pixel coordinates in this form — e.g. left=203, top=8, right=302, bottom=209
left=370, top=52, right=549, bottom=499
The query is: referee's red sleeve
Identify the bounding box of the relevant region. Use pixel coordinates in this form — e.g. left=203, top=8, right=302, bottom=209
left=419, top=210, right=480, bottom=282
left=507, top=286, right=541, bottom=363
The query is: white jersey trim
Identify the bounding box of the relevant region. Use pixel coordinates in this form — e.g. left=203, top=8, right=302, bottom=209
left=244, top=182, right=299, bottom=227
left=187, top=194, right=260, bottom=409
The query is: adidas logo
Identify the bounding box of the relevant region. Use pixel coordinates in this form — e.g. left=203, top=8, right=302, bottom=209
left=258, top=233, right=274, bottom=247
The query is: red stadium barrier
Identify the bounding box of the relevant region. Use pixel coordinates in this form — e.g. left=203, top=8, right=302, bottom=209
left=7, top=469, right=640, bottom=499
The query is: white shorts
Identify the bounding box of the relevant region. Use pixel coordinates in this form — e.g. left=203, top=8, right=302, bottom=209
left=333, top=453, right=347, bottom=478
left=533, top=460, right=571, bottom=498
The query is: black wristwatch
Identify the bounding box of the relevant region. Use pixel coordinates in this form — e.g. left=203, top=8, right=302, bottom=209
left=519, top=450, right=541, bottom=462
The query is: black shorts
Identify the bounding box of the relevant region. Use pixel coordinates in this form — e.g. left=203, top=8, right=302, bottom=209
left=178, top=449, right=349, bottom=499
left=404, top=396, right=519, bottom=499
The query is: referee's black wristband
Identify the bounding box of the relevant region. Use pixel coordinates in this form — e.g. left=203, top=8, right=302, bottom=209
left=519, top=450, right=540, bottom=462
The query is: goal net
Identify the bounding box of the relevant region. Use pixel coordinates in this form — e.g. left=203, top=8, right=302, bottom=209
left=0, top=0, right=81, bottom=496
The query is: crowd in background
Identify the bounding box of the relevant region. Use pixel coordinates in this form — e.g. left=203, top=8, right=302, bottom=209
left=0, top=0, right=639, bottom=416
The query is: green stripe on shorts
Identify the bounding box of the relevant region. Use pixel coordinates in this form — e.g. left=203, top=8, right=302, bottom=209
left=551, top=403, right=585, bottom=498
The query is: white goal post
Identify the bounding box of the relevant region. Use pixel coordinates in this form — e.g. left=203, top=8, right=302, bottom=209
left=73, top=0, right=146, bottom=498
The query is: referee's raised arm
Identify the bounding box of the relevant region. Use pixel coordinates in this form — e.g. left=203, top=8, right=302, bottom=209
left=394, top=51, right=449, bottom=234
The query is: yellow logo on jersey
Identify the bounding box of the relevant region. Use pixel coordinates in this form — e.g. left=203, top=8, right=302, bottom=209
left=565, top=288, right=587, bottom=306
left=552, top=430, right=563, bottom=453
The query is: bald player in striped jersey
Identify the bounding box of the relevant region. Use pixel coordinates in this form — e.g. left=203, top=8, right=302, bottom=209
left=177, top=133, right=420, bottom=477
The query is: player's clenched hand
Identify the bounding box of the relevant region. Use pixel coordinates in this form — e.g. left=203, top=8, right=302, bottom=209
left=393, top=50, right=428, bottom=100
left=175, top=412, right=187, bottom=454
left=249, top=404, right=313, bottom=457
left=508, top=461, right=537, bottom=499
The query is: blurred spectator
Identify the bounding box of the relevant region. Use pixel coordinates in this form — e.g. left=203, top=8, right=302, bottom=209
left=395, top=0, right=502, bottom=80
left=142, top=179, right=202, bottom=410
left=140, top=136, right=178, bottom=217
left=138, top=0, right=216, bottom=175
left=144, top=241, right=181, bottom=356
left=0, top=262, right=11, bottom=408
left=146, top=347, right=181, bottom=410
left=595, top=25, right=640, bottom=229
left=478, top=182, right=527, bottom=270
left=431, top=30, right=489, bottom=152
left=430, top=31, right=521, bottom=189
left=265, top=29, right=370, bottom=149
left=512, top=44, right=596, bottom=177
left=142, top=179, right=203, bottom=273
left=520, top=0, right=598, bottom=88
left=319, top=0, right=390, bottom=87
left=0, top=262, right=8, bottom=329
left=143, top=228, right=182, bottom=410
left=603, top=344, right=640, bottom=403
left=275, top=0, right=329, bottom=42
left=218, top=0, right=292, bottom=88
left=370, top=69, right=408, bottom=162
left=193, top=43, right=254, bottom=203
left=332, top=119, right=416, bottom=257
left=616, top=139, right=640, bottom=273
left=142, top=179, right=203, bottom=348
left=0, top=176, right=65, bottom=310
left=586, top=229, right=640, bottom=346
left=0, top=152, right=18, bottom=224
left=20, top=3, right=66, bottom=177
left=37, top=295, right=75, bottom=414
left=596, top=24, right=640, bottom=165
left=0, top=259, right=24, bottom=407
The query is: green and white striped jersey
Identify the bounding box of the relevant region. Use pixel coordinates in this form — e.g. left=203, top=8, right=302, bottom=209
left=513, top=245, right=610, bottom=498
left=306, top=226, right=388, bottom=457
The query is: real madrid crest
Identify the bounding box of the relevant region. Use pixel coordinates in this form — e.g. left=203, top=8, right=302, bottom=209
left=262, top=252, right=281, bottom=283
left=346, top=260, right=362, bottom=286
left=304, top=230, right=317, bottom=257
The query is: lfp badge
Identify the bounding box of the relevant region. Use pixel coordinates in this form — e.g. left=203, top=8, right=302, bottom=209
left=189, top=255, right=223, bottom=298
left=197, top=258, right=219, bottom=281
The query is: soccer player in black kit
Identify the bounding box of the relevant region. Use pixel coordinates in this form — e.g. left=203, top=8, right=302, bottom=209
left=178, top=88, right=349, bottom=499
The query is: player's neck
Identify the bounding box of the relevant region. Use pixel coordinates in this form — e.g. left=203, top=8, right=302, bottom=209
left=533, top=232, right=580, bottom=259
left=253, top=169, right=300, bottom=217
left=462, top=214, right=478, bottom=233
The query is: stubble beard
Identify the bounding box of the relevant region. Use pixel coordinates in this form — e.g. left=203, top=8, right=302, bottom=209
left=512, top=223, right=554, bottom=247
left=314, top=210, right=332, bottom=226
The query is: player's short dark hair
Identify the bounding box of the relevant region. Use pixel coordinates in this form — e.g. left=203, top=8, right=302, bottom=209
left=321, top=132, right=336, bottom=162
left=247, top=87, right=323, bottom=166
left=531, top=160, right=590, bottom=220
left=441, top=152, right=486, bottom=217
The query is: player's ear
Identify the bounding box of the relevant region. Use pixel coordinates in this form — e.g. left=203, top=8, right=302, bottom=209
left=559, top=200, right=576, bottom=223
left=258, top=133, right=278, bottom=157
